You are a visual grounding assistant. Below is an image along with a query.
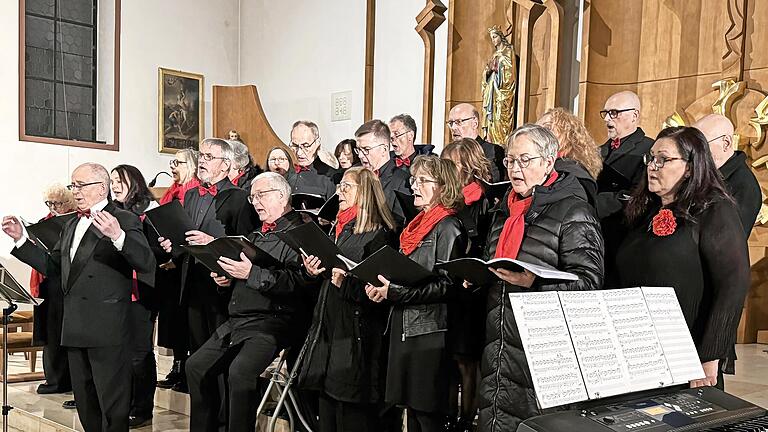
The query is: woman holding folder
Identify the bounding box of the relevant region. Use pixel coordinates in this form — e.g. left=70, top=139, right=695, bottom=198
left=299, top=167, right=396, bottom=432
left=365, top=156, right=466, bottom=432
left=477, top=124, right=604, bottom=431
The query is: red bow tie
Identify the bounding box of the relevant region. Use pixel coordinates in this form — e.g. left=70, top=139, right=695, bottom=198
left=294, top=165, right=310, bottom=173
left=261, top=222, right=277, bottom=233
left=395, top=157, right=411, bottom=168
left=198, top=183, right=218, bottom=197
left=610, top=138, right=621, bottom=150
left=76, top=209, right=92, bottom=219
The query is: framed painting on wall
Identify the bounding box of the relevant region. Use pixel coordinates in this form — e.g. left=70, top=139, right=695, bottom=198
left=158, top=68, right=204, bottom=153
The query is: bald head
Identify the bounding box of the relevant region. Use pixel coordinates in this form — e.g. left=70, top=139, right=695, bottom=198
left=71, top=163, right=110, bottom=210
left=602, top=91, right=641, bottom=140
left=693, top=114, right=735, bottom=169
left=448, top=103, right=481, bottom=140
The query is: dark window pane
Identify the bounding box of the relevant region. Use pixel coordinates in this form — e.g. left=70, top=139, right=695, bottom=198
left=59, top=22, right=92, bottom=56
left=25, top=46, right=54, bottom=80
left=55, top=111, right=94, bottom=141
left=60, top=0, right=93, bottom=25
left=25, top=16, right=54, bottom=50
left=26, top=0, right=55, bottom=17
left=55, top=83, right=93, bottom=115
left=25, top=78, right=55, bottom=110
left=26, top=107, right=55, bottom=137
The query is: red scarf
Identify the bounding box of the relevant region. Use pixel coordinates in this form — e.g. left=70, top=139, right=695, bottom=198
left=399, top=204, right=457, bottom=256
left=335, top=206, right=358, bottom=238
left=495, top=171, right=559, bottom=259
left=463, top=181, right=483, bottom=205
left=160, top=178, right=201, bottom=205
left=29, top=212, right=54, bottom=297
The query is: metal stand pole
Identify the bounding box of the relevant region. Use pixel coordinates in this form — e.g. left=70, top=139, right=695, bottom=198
left=2, top=302, right=17, bottom=432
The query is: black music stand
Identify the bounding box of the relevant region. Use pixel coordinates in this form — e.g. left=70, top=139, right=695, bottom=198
left=0, top=266, right=39, bottom=432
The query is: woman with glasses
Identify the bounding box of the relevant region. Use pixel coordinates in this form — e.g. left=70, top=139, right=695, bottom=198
left=265, top=146, right=293, bottom=177
left=440, top=138, right=492, bottom=432
left=614, top=126, right=749, bottom=390
left=478, top=124, right=604, bottom=431
left=365, top=155, right=466, bottom=432
left=299, top=167, right=396, bottom=432
left=334, top=139, right=360, bottom=170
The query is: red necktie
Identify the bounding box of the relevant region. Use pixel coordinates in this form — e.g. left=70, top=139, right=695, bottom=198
left=610, top=138, right=621, bottom=150
left=261, top=222, right=277, bottom=233
left=294, top=165, right=310, bottom=173
left=76, top=209, right=92, bottom=219
left=395, top=157, right=411, bottom=168
left=198, top=183, right=218, bottom=197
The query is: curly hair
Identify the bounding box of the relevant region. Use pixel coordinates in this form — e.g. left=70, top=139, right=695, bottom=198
left=539, top=107, right=603, bottom=179
left=441, top=138, right=491, bottom=186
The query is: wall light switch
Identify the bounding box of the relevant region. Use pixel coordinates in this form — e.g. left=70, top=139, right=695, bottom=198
left=331, top=91, right=352, bottom=122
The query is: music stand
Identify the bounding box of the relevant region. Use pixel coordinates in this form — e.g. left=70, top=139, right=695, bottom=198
left=0, top=266, right=39, bottom=432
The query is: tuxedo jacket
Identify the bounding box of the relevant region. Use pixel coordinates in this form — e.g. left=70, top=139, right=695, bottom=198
left=285, top=158, right=339, bottom=200
left=596, top=127, right=654, bottom=218
left=378, top=158, right=412, bottom=229
left=13, top=202, right=155, bottom=348
left=476, top=136, right=507, bottom=182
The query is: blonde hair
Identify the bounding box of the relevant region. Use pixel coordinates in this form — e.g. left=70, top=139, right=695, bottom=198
left=43, top=182, right=76, bottom=213
left=175, top=148, right=199, bottom=184
left=540, top=107, right=603, bottom=179
left=343, top=167, right=396, bottom=234
left=410, top=156, right=464, bottom=211
left=441, top=138, right=491, bottom=186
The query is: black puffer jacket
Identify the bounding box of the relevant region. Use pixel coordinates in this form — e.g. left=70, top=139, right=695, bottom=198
left=477, top=171, right=604, bottom=432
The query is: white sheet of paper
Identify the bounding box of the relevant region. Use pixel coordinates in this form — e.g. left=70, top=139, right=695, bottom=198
left=509, top=291, right=588, bottom=408
left=641, top=286, right=705, bottom=383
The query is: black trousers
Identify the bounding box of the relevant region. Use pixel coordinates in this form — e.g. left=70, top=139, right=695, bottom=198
left=68, top=344, right=131, bottom=432
left=186, top=332, right=281, bottom=432
left=129, top=303, right=157, bottom=418
left=187, top=284, right=229, bottom=354
left=318, top=394, right=380, bottom=432
left=406, top=408, right=443, bottom=432
left=34, top=280, right=71, bottom=392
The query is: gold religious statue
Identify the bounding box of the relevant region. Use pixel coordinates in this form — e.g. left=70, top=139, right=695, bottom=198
left=481, top=26, right=517, bottom=144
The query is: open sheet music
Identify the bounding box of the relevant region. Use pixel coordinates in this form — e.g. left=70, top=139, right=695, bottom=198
left=508, top=287, right=704, bottom=409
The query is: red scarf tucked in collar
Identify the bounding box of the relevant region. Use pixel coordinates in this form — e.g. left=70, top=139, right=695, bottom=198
left=494, top=171, right=559, bottom=259
left=399, top=204, right=456, bottom=256
left=462, top=181, right=483, bottom=205
left=335, top=206, right=358, bottom=238
left=160, top=178, right=201, bottom=205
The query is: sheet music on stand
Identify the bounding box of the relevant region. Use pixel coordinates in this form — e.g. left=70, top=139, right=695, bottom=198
left=508, top=287, right=704, bottom=409
left=0, top=266, right=38, bottom=306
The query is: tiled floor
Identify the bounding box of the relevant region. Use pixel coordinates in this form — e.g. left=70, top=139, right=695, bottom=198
left=2, top=345, right=768, bottom=431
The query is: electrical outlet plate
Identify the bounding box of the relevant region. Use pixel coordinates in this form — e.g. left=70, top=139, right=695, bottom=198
left=331, top=91, right=352, bottom=122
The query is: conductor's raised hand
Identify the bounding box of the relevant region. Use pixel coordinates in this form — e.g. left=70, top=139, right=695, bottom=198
left=211, top=272, right=232, bottom=287
left=158, top=237, right=172, bottom=253
left=1, top=216, right=23, bottom=241
left=92, top=211, right=123, bottom=241
left=302, top=254, right=326, bottom=276
left=185, top=230, right=214, bottom=246
left=217, top=252, right=252, bottom=279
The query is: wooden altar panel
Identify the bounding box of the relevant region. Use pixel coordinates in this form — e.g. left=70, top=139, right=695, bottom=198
left=212, top=85, right=288, bottom=166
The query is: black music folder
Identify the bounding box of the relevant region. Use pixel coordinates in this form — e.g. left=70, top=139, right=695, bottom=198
left=274, top=222, right=346, bottom=270
left=23, top=213, right=77, bottom=252
left=394, top=190, right=419, bottom=224
left=435, top=257, right=578, bottom=286
left=597, top=164, right=632, bottom=192
left=336, top=245, right=433, bottom=287
left=475, top=175, right=511, bottom=202
left=182, top=236, right=280, bottom=276
left=291, top=193, right=327, bottom=211
left=144, top=201, right=195, bottom=252
left=294, top=194, right=340, bottom=222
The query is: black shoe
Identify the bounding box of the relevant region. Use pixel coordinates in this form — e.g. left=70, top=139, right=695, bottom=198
left=455, top=416, right=474, bottom=432
left=156, top=360, right=183, bottom=389
left=62, top=400, right=76, bottom=409
left=170, top=379, right=188, bottom=394
left=128, top=415, right=152, bottom=429
left=36, top=383, right=71, bottom=394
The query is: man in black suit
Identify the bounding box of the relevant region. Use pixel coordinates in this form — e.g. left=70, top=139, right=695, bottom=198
left=355, top=119, right=412, bottom=228
left=2, top=163, right=156, bottom=432
left=186, top=172, right=316, bottom=432
left=286, top=120, right=338, bottom=201
left=448, top=103, right=506, bottom=182
left=694, top=114, right=762, bottom=237
left=159, top=138, right=258, bottom=392
left=389, top=113, right=436, bottom=171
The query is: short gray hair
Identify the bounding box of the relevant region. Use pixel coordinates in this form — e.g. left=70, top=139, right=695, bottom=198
left=389, top=113, right=417, bottom=138
left=252, top=172, right=292, bottom=204
left=201, top=138, right=234, bottom=162
left=228, top=140, right=251, bottom=169
left=291, top=120, right=320, bottom=141
left=506, top=123, right=559, bottom=159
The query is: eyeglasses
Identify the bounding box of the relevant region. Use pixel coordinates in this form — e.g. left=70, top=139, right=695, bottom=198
left=247, top=189, right=281, bottom=204
left=707, top=134, right=727, bottom=144
left=599, top=108, right=636, bottom=119
left=503, top=155, right=542, bottom=168
left=336, top=182, right=358, bottom=193
left=446, top=117, right=475, bottom=128
left=66, top=181, right=103, bottom=191
left=169, top=159, right=187, bottom=168
left=354, top=143, right=388, bottom=156
left=390, top=130, right=411, bottom=141
left=643, top=153, right=688, bottom=170
left=200, top=152, right=229, bottom=162
left=268, top=157, right=289, bottom=164
left=289, top=138, right=318, bottom=152
left=409, top=176, right=438, bottom=187
left=44, top=200, right=65, bottom=208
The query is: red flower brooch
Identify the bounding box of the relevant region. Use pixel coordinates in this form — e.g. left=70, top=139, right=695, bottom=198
left=651, top=209, right=677, bottom=236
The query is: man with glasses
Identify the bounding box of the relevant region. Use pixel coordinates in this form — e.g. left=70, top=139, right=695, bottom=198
left=286, top=120, right=338, bottom=203
left=159, top=138, right=258, bottom=393
left=2, top=163, right=156, bottom=432
left=355, top=119, right=411, bottom=228
left=447, top=103, right=506, bottom=181
left=186, top=172, right=318, bottom=432
left=693, top=114, right=761, bottom=237
left=388, top=113, right=435, bottom=171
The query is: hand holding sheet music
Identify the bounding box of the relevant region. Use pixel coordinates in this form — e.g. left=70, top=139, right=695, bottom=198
left=435, top=257, right=578, bottom=286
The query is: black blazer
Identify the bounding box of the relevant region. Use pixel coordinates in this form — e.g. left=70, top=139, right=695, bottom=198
left=285, top=158, right=339, bottom=200
left=476, top=136, right=507, bottom=182
left=378, top=158, right=413, bottom=229
left=13, top=202, right=156, bottom=347
left=596, top=127, right=654, bottom=218
left=720, top=151, right=762, bottom=237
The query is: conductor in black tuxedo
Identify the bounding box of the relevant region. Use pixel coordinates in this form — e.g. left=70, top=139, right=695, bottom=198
left=2, top=163, right=156, bottom=432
